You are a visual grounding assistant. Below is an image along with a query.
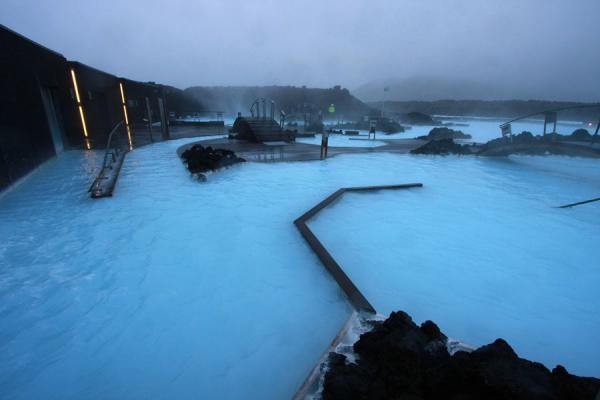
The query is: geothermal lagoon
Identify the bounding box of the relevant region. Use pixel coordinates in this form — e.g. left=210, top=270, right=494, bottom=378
left=1, top=123, right=599, bottom=399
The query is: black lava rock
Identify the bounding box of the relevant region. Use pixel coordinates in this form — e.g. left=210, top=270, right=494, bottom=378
left=418, top=127, right=472, bottom=140
left=402, top=111, right=438, bottom=125
left=322, top=311, right=600, bottom=400
left=411, top=138, right=473, bottom=155
left=568, top=129, right=592, bottom=142
left=180, top=144, right=245, bottom=176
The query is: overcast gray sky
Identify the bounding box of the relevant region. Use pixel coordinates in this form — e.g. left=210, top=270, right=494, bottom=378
left=2, top=0, right=599, bottom=101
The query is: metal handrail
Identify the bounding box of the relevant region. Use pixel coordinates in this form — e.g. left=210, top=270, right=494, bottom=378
left=99, top=121, right=126, bottom=167
left=89, top=121, right=128, bottom=195
left=500, top=104, right=600, bottom=126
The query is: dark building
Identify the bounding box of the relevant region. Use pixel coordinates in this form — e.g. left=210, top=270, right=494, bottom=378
left=67, top=63, right=170, bottom=149
left=0, top=24, right=192, bottom=192
left=0, top=24, right=78, bottom=190
left=67, top=61, right=123, bottom=149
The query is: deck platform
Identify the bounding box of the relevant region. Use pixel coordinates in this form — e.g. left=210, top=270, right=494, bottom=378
left=177, top=137, right=427, bottom=162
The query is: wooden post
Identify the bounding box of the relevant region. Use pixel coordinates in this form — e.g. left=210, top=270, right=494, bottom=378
left=543, top=119, right=547, bottom=137
left=591, top=119, right=600, bottom=144
left=320, top=131, right=329, bottom=159
left=158, top=97, right=170, bottom=140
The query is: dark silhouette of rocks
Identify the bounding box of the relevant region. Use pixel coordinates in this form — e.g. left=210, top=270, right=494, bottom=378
left=376, top=119, right=405, bottom=134
left=549, top=128, right=595, bottom=142
left=402, top=111, right=438, bottom=125
left=569, top=128, right=592, bottom=141
left=181, top=144, right=245, bottom=179
left=418, top=127, right=472, bottom=140
left=411, top=138, right=473, bottom=155
left=323, top=311, right=600, bottom=400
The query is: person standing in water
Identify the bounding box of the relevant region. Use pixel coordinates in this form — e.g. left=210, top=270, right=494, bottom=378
left=320, top=130, right=329, bottom=159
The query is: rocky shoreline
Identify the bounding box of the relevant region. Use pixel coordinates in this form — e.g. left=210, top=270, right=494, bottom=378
left=322, top=311, right=599, bottom=400
left=410, top=128, right=599, bottom=156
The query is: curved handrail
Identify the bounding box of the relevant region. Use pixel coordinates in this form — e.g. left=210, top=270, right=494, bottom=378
left=89, top=120, right=128, bottom=197
left=105, top=120, right=125, bottom=150
left=101, top=121, right=126, bottom=167
left=500, top=104, right=600, bottom=127
left=249, top=99, right=262, bottom=118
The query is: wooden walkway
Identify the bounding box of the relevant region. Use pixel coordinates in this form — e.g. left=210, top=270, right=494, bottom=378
left=294, top=183, right=423, bottom=313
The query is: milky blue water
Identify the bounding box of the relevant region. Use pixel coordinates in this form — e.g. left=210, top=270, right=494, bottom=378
left=308, top=154, right=600, bottom=377
left=1, top=141, right=598, bottom=400
left=0, top=138, right=355, bottom=400
left=315, top=117, right=589, bottom=144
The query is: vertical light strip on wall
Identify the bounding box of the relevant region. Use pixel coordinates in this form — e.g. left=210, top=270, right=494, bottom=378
left=119, top=82, right=133, bottom=150
left=70, top=68, right=91, bottom=150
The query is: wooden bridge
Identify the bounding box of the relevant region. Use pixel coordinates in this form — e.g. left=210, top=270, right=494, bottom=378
left=478, top=104, right=600, bottom=157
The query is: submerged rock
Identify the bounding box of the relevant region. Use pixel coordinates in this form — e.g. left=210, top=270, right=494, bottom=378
left=180, top=144, right=245, bottom=176
left=322, top=311, right=600, bottom=400
left=418, top=127, right=472, bottom=140
left=410, top=138, right=473, bottom=155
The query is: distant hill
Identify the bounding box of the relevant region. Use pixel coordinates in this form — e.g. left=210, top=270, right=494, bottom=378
left=371, top=100, right=600, bottom=122
left=162, top=85, right=204, bottom=114
left=354, top=77, right=506, bottom=102
left=353, top=76, right=600, bottom=103
left=183, top=85, right=369, bottom=118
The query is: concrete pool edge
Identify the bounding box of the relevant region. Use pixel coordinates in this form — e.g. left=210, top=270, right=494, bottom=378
left=292, top=311, right=360, bottom=400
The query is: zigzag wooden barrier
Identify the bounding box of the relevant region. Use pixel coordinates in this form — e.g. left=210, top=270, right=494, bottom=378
left=294, top=183, right=423, bottom=313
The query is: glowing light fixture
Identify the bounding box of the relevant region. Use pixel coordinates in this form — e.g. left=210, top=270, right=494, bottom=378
left=119, top=82, right=133, bottom=150
left=70, top=68, right=91, bottom=150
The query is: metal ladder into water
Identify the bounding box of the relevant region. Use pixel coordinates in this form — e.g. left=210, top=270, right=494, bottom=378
left=89, top=121, right=129, bottom=198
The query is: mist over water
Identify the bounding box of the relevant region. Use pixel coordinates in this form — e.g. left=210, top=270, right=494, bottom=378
left=1, top=0, right=599, bottom=101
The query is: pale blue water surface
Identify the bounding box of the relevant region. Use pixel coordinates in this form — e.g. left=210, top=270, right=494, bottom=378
left=1, top=139, right=598, bottom=400
left=309, top=153, right=600, bottom=377
left=0, top=138, right=354, bottom=400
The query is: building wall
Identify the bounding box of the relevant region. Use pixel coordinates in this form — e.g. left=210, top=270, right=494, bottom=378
left=0, top=24, right=79, bottom=191
left=68, top=62, right=123, bottom=149
left=121, top=79, right=168, bottom=140
left=0, top=25, right=188, bottom=192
